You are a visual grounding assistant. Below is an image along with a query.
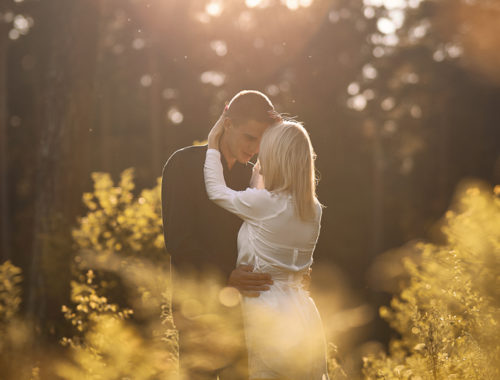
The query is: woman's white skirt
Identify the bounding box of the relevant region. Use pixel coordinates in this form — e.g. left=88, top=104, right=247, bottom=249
left=242, top=282, right=329, bottom=380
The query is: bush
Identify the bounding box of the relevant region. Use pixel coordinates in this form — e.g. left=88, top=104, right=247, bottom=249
left=0, top=261, right=40, bottom=379
left=58, top=169, right=178, bottom=379
left=73, top=168, right=164, bottom=262
left=363, top=183, right=500, bottom=379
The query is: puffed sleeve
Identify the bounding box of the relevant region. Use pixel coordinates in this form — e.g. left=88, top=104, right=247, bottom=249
left=204, top=149, right=285, bottom=221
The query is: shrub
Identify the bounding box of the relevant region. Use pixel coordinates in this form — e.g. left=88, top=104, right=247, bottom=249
left=72, top=168, right=164, bottom=262
left=363, top=184, right=500, bottom=379
left=0, top=261, right=39, bottom=379
left=58, top=169, right=177, bottom=379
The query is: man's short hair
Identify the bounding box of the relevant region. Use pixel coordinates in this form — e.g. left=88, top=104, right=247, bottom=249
left=226, top=90, right=279, bottom=127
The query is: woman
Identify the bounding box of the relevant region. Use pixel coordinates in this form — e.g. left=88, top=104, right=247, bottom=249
left=204, top=112, right=329, bottom=380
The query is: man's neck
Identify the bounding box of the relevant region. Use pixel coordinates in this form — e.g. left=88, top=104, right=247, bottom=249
left=219, top=134, right=236, bottom=170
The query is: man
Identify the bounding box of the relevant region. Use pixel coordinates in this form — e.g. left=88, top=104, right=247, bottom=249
left=162, top=90, right=279, bottom=379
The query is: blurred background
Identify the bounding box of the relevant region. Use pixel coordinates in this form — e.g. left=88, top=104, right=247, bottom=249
left=1, top=0, right=500, bottom=377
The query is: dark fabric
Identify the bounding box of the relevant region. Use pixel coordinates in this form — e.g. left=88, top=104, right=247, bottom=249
left=162, top=144, right=252, bottom=379
left=161, top=143, right=253, bottom=284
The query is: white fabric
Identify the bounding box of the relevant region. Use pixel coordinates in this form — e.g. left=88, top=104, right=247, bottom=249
left=204, top=149, right=329, bottom=380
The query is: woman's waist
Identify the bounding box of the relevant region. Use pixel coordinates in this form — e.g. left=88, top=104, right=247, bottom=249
left=252, top=268, right=308, bottom=291
left=269, top=270, right=305, bottom=283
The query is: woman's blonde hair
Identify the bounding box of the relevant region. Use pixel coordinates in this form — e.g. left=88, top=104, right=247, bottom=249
left=258, top=120, right=319, bottom=221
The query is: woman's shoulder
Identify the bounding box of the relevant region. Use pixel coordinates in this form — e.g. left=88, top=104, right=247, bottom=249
left=238, top=187, right=275, bottom=204
left=238, top=188, right=289, bottom=218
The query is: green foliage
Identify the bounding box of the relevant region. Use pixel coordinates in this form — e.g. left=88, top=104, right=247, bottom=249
left=363, top=184, right=500, bottom=379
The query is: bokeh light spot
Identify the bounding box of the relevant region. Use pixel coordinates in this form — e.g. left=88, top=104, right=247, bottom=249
left=373, top=46, right=385, bottom=57
left=381, top=97, right=395, bottom=111
left=364, top=7, right=375, bottom=19
left=433, top=49, right=445, bottom=62
left=383, top=120, right=397, bottom=134
left=132, top=38, right=145, bottom=50
left=9, top=29, right=20, bottom=40
left=162, top=88, right=178, bottom=100
left=200, top=71, right=226, bottom=86
left=363, top=88, right=375, bottom=100
left=196, top=12, right=211, bottom=23
left=218, top=287, right=240, bottom=307
left=410, top=105, right=422, bottom=118
left=348, top=95, right=367, bottom=111
left=403, top=72, right=419, bottom=84
left=347, top=82, right=360, bottom=96
left=363, top=64, right=378, bottom=79
left=328, top=11, right=340, bottom=23
left=206, top=1, right=223, bottom=17
left=210, top=40, right=227, bottom=56
left=237, top=11, right=254, bottom=31
left=266, top=84, right=280, bottom=96
left=167, top=107, right=184, bottom=124
left=377, top=18, right=396, bottom=34
left=299, top=0, right=313, bottom=7
left=283, top=0, right=300, bottom=11
left=14, top=15, right=31, bottom=34
left=245, top=0, right=270, bottom=8
left=446, top=43, right=463, bottom=59
left=140, top=74, right=152, bottom=87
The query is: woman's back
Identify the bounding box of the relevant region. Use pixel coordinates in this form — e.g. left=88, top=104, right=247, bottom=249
left=236, top=191, right=322, bottom=273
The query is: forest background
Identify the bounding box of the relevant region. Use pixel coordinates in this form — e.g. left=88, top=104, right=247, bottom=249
left=0, top=0, right=499, bottom=379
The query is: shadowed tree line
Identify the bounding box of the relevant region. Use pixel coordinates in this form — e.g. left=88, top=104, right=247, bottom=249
left=0, top=0, right=499, bottom=362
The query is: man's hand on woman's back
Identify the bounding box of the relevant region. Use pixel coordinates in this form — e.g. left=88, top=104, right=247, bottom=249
left=228, top=265, right=273, bottom=298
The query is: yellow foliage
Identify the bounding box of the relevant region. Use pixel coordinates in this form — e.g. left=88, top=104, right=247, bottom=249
left=0, top=261, right=40, bottom=380
left=61, top=270, right=133, bottom=340
left=363, top=183, right=500, bottom=379
left=59, top=169, right=178, bottom=379
left=73, top=168, right=164, bottom=261
left=56, top=314, right=177, bottom=380
left=0, top=260, right=22, bottom=323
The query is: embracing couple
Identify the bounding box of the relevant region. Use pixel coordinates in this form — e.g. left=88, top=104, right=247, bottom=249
left=162, top=90, right=329, bottom=380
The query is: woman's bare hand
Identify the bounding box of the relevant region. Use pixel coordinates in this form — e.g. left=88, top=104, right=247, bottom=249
left=207, top=110, right=227, bottom=150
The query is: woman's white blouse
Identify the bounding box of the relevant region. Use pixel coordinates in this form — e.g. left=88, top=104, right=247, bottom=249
left=204, top=149, right=322, bottom=279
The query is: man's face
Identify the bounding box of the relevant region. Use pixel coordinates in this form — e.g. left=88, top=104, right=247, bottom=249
left=224, top=119, right=270, bottom=164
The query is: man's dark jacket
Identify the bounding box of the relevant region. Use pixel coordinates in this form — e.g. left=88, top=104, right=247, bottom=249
left=161, top=144, right=253, bottom=280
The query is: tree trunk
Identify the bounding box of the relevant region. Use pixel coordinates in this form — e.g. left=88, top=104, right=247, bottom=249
left=0, top=16, right=10, bottom=263
left=28, top=0, right=100, bottom=335
left=437, top=95, right=451, bottom=210
left=371, top=125, right=385, bottom=257
left=95, top=0, right=112, bottom=172
left=149, top=45, right=162, bottom=174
